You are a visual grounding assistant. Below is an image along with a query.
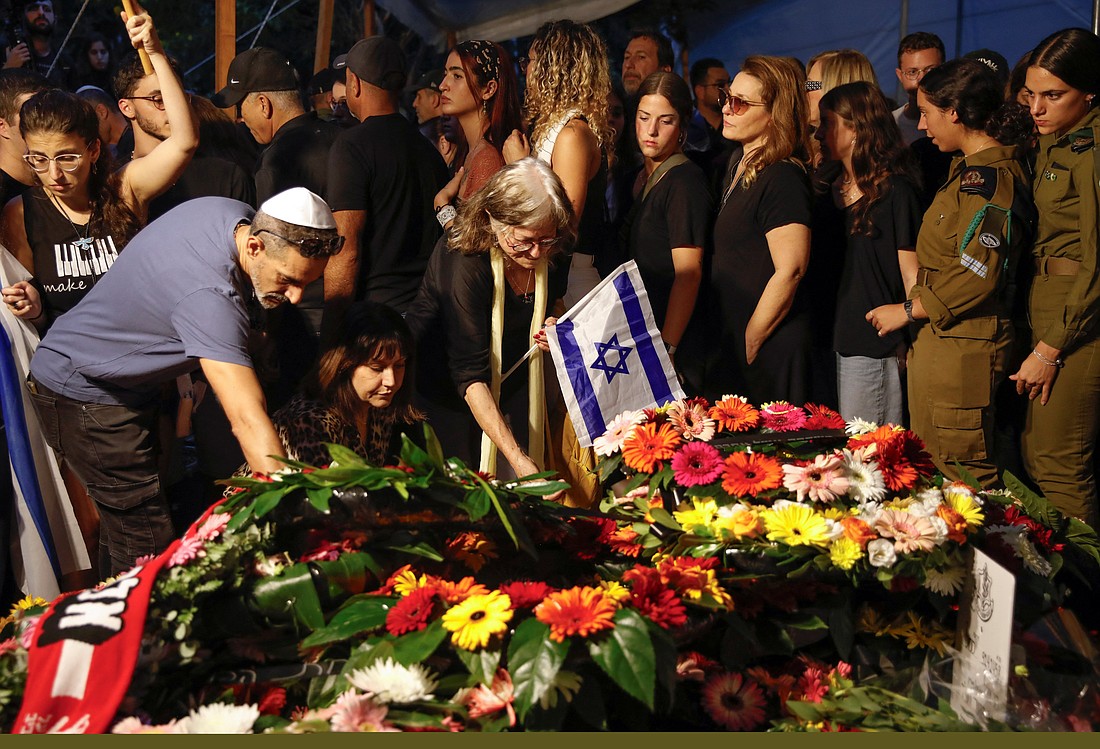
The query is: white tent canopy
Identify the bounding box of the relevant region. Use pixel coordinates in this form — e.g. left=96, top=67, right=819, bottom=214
left=380, top=0, right=640, bottom=48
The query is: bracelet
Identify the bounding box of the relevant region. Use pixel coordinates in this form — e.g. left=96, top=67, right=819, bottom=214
left=435, top=204, right=457, bottom=227
left=1032, top=349, right=1064, bottom=368
left=664, top=342, right=677, bottom=356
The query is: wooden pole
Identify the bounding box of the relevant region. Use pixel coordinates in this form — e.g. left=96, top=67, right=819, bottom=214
left=315, top=0, right=334, bottom=72
left=446, top=30, right=457, bottom=49
left=364, top=0, right=375, bottom=37
left=215, top=0, right=236, bottom=104
left=120, top=0, right=152, bottom=74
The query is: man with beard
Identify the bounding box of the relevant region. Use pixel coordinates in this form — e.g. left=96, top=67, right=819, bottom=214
left=114, top=52, right=255, bottom=219
left=7, top=2, right=71, bottom=87
left=26, top=188, right=343, bottom=574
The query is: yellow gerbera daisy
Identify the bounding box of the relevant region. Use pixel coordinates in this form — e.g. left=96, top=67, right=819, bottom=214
left=598, top=580, right=631, bottom=604
left=944, top=491, right=985, bottom=528
left=674, top=498, right=720, bottom=531
left=829, top=537, right=863, bottom=571
left=711, top=505, right=763, bottom=541
left=762, top=504, right=831, bottom=547
left=441, top=591, right=513, bottom=650
left=392, top=567, right=431, bottom=597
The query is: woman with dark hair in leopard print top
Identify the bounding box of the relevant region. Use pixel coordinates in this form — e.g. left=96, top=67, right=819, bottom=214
left=261, top=301, right=424, bottom=469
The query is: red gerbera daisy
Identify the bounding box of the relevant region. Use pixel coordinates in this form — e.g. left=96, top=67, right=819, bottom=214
left=629, top=575, right=687, bottom=629
left=803, top=403, right=846, bottom=430
left=702, top=672, right=767, bottom=731
left=534, top=586, right=618, bottom=642
left=721, top=452, right=784, bottom=497
left=498, top=580, right=553, bottom=609
left=385, top=585, right=437, bottom=636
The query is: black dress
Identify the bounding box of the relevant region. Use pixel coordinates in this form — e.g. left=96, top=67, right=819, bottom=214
left=706, top=156, right=813, bottom=404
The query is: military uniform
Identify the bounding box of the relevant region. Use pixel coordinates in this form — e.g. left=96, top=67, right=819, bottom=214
left=908, top=145, right=1035, bottom=487
left=1021, top=108, right=1100, bottom=525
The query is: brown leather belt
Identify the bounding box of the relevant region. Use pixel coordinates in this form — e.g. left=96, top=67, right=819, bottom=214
left=1034, top=256, right=1081, bottom=276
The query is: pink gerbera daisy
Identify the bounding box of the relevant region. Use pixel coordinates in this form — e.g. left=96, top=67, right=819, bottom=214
left=195, top=512, right=231, bottom=541
left=760, top=401, right=807, bottom=432
left=671, top=442, right=723, bottom=487
left=668, top=398, right=717, bottom=442
left=329, top=691, right=398, bottom=732
left=702, top=672, right=767, bottom=731
left=168, top=535, right=205, bottom=568
left=593, top=410, right=644, bottom=457
left=874, top=508, right=939, bottom=553
left=781, top=453, right=849, bottom=502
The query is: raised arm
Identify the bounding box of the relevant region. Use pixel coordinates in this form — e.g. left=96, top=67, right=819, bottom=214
left=117, top=4, right=198, bottom=208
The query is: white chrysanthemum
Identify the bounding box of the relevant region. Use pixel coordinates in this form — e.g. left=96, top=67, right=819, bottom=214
left=988, top=527, right=1053, bottom=577
left=179, top=703, right=260, bottom=734
left=845, top=417, right=878, bottom=436
left=346, top=658, right=439, bottom=704
left=915, top=487, right=944, bottom=506
left=856, top=501, right=884, bottom=525
left=843, top=456, right=886, bottom=503
left=770, top=499, right=800, bottom=511
left=823, top=517, right=846, bottom=541
left=927, top=515, right=949, bottom=544
left=866, top=538, right=897, bottom=568
left=924, top=566, right=966, bottom=595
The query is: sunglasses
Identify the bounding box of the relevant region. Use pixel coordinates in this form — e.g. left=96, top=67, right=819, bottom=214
left=805, top=80, right=823, bottom=92
left=258, top=229, right=345, bottom=255
left=717, top=89, right=766, bottom=115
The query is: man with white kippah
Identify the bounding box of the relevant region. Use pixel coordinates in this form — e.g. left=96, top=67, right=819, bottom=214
left=26, top=188, right=344, bottom=574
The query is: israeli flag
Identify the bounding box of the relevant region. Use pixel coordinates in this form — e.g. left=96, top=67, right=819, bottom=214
left=547, top=261, right=684, bottom=447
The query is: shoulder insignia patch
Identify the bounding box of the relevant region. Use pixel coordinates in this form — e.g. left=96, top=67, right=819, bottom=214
left=978, top=232, right=1001, bottom=248
left=1071, top=134, right=1095, bottom=153
left=959, top=165, right=996, bottom=199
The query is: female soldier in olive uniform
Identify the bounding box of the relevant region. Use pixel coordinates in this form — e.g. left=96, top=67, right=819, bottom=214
left=866, top=59, right=1036, bottom=487
left=1009, top=28, right=1100, bottom=526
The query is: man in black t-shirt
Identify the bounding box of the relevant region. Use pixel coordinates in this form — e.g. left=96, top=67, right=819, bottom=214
left=5, top=2, right=71, bottom=88
left=323, top=36, right=447, bottom=337
left=0, top=68, right=46, bottom=209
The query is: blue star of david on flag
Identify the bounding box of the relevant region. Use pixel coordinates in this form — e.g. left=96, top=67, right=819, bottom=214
left=590, top=334, right=632, bottom=382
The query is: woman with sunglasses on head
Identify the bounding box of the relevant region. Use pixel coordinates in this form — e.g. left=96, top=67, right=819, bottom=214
left=814, top=81, right=922, bottom=425
left=0, top=4, right=196, bottom=329
left=628, top=71, right=712, bottom=390
left=706, top=55, right=814, bottom=405
left=432, top=40, right=521, bottom=226
left=866, top=58, right=1036, bottom=488
left=1008, top=28, right=1100, bottom=525
left=503, top=19, right=613, bottom=306
left=408, top=158, right=574, bottom=481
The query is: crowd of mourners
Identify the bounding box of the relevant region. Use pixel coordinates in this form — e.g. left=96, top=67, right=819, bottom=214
left=0, top=0, right=1097, bottom=605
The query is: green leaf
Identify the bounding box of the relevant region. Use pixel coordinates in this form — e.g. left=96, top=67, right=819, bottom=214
left=829, top=605, right=855, bottom=661
left=586, top=608, right=655, bottom=709
left=507, top=618, right=569, bottom=720
left=598, top=453, right=623, bottom=483
left=305, top=487, right=332, bottom=513
left=251, top=488, right=289, bottom=519
left=423, top=423, right=446, bottom=469
left=459, top=487, right=491, bottom=521
left=783, top=612, right=828, bottom=630
left=456, top=645, right=502, bottom=684
left=511, top=479, right=571, bottom=496
left=251, top=562, right=325, bottom=630
left=402, top=433, right=433, bottom=470
left=953, top=462, right=982, bottom=492
left=391, top=619, right=447, bottom=665
left=383, top=541, right=444, bottom=562
left=647, top=507, right=681, bottom=531
left=325, top=443, right=369, bottom=468
left=785, top=699, right=824, bottom=721
left=300, top=597, right=394, bottom=648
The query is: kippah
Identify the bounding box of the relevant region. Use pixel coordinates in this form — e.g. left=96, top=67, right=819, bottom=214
left=258, top=187, right=336, bottom=230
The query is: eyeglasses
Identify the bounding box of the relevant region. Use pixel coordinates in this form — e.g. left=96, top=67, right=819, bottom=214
left=127, top=94, right=173, bottom=110
left=504, top=232, right=559, bottom=254
left=717, top=89, right=765, bottom=115
left=901, top=65, right=937, bottom=80
left=258, top=229, right=345, bottom=255
left=23, top=144, right=90, bottom=173
left=805, top=80, right=823, bottom=92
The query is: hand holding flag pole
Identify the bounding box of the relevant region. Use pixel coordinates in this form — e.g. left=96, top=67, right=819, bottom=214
left=121, top=0, right=154, bottom=75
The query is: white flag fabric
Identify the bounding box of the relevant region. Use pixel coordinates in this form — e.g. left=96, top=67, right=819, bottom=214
left=547, top=260, right=685, bottom=447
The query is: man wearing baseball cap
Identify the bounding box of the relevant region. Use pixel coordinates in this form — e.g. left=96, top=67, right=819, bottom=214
left=323, top=37, right=447, bottom=337
left=406, top=69, right=444, bottom=143
left=27, top=188, right=344, bottom=574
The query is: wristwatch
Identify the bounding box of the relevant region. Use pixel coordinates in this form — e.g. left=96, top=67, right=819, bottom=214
left=903, top=299, right=915, bottom=323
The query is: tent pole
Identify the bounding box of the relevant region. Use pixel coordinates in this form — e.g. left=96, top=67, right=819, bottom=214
left=897, top=0, right=909, bottom=104
left=1094, top=0, right=1099, bottom=35
left=680, top=45, right=689, bottom=82
left=315, top=0, right=334, bottom=72
left=364, top=0, right=376, bottom=36
left=215, top=0, right=236, bottom=107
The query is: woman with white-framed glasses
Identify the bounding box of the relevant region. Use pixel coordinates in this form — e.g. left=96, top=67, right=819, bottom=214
left=705, top=55, right=815, bottom=405
left=0, top=3, right=196, bottom=329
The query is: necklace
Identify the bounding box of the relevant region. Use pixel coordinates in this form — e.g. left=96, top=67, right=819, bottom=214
left=506, top=262, right=534, bottom=301
left=48, top=191, right=94, bottom=254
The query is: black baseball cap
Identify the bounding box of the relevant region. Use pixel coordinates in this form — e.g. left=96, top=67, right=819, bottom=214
left=306, top=68, right=335, bottom=96
left=404, top=69, right=443, bottom=95
left=211, top=47, right=300, bottom=108
left=343, top=36, right=406, bottom=92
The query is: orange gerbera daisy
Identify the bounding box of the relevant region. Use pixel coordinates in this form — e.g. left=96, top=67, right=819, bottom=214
left=840, top=517, right=877, bottom=549
left=935, top=504, right=969, bottom=543
left=621, top=422, right=681, bottom=473
left=709, top=395, right=760, bottom=433
left=435, top=576, right=491, bottom=604
left=534, top=586, right=619, bottom=642
left=721, top=452, right=783, bottom=498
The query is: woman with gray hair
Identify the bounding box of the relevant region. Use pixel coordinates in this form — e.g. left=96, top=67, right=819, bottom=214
left=407, top=157, right=575, bottom=478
